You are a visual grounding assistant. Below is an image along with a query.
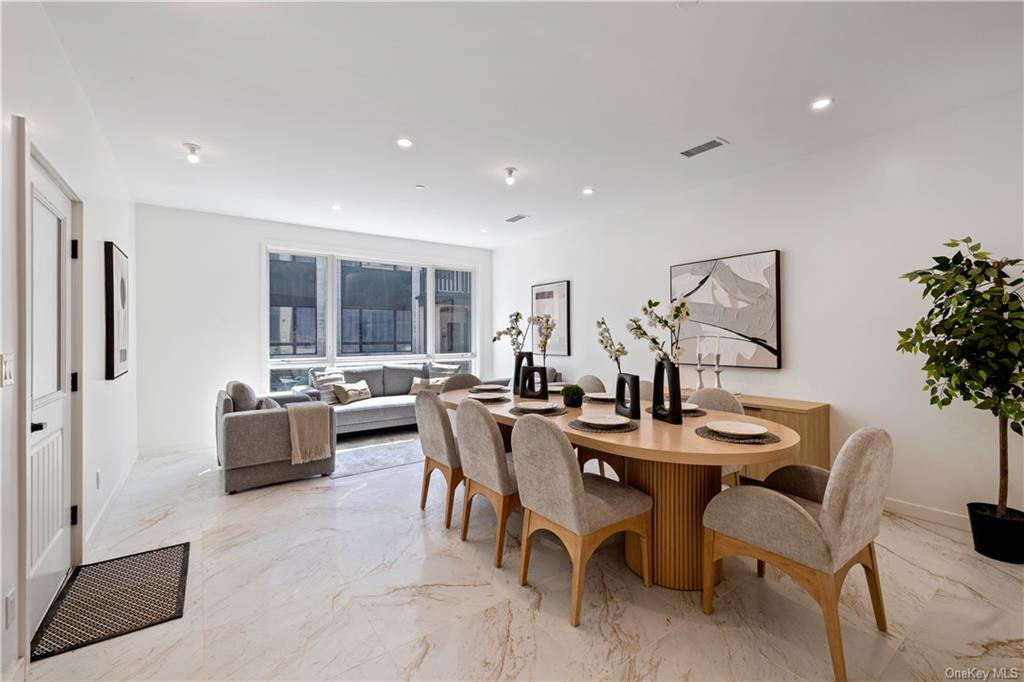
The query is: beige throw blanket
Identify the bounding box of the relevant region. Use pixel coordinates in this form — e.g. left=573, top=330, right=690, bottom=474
left=286, top=402, right=332, bottom=464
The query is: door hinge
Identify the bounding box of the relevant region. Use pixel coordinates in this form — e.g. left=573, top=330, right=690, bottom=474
left=70, top=505, right=79, bottom=526
left=71, top=239, right=79, bottom=259
left=71, top=372, right=79, bottom=392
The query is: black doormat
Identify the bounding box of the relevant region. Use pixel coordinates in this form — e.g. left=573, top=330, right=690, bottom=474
left=31, top=542, right=190, bottom=661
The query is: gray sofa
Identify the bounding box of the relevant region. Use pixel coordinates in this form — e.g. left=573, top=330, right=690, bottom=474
left=305, top=363, right=430, bottom=435
left=216, top=381, right=336, bottom=493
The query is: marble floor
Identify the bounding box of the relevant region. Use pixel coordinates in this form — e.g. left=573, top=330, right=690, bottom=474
left=28, top=439, right=1023, bottom=681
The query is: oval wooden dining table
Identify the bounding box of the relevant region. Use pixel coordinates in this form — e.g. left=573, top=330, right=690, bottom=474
left=440, top=388, right=801, bottom=591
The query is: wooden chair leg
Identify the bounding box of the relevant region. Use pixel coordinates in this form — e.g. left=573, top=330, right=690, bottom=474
left=443, top=470, right=458, bottom=529
left=494, top=496, right=512, bottom=568
left=419, top=459, right=432, bottom=510
left=757, top=559, right=766, bottom=577
left=518, top=509, right=534, bottom=586
left=639, top=512, right=652, bottom=587
left=598, top=460, right=607, bottom=477
left=817, top=574, right=848, bottom=682
left=702, top=528, right=716, bottom=614
left=723, top=471, right=740, bottom=487
left=569, top=550, right=587, bottom=627
left=460, top=481, right=474, bottom=541
left=862, top=543, right=887, bottom=632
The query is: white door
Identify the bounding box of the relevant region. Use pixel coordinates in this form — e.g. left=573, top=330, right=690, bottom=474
left=26, top=158, right=73, bottom=636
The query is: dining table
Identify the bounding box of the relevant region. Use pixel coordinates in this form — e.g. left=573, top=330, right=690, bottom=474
left=440, top=388, right=801, bottom=591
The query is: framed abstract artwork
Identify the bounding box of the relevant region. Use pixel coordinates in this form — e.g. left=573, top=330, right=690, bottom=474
left=669, top=249, right=781, bottom=369
left=531, top=280, right=570, bottom=356
left=105, top=241, right=130, bottom=379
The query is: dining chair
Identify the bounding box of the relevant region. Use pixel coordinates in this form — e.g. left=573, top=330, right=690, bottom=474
left=442, top=373, right=482, bottom=392
left=455, top=399, right=520, bottom=567
left=688, top=387, right=744, bottom=486
left=415, top=390, right=463, bottom=528
left=638, top=380, right=654, bottom=401
left=702, top=428, right=893, bottom=682
left=576, top=374, right=606, bottom=394
left=512, top=415, right=653, bottom=625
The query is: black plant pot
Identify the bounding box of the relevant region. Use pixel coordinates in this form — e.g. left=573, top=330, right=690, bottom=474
left=651, top=360, right=682, bottom=425
left=966, top=502, right=1024, bottom=564
left=562, top=392, right=583, bottom=409
left=615, top=373, right=641, bottom=419
left=512, top=352, right=534, bottom=396
left=519, top=365, right=549, bottom=400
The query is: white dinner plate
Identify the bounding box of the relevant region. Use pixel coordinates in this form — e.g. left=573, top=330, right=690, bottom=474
left=578, top=414, right=631, bottom=427
left=680, top=402, right=701, bottom=412
left=706, top=420, right=768, bottom=438
left=469, top=393, right=507, bottom=402
left=585, top=392, right=615, bottom=402
left=518, top=401, right=558, bottom=412
left=473, top=384, right=506, bottom=391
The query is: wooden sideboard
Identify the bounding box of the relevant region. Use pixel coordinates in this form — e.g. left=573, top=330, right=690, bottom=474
left=679, top=391, right=831, bottom=480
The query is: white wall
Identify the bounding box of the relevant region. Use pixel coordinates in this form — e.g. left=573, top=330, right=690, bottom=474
left=1, top=2, right=137, bottom=669
left=492, top=95, right=1024, bottom=527
left=135, top=205, right=493, bottom=456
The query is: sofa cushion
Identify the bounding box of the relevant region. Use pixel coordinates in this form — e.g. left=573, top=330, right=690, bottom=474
left=334, top=380, right=372, bottom=404
left=340, top=365, right=385, bottom=397
left=410, top=376, right=446, bottom=395
left=333, top=394, right=416, bottom=424
left=257, top=397, right=281, bottom=409
left=311, top=369, right=346, bottom=406
left=384, top=363, right=428, bottom=395
left=226, top=381, right=258, bottom=411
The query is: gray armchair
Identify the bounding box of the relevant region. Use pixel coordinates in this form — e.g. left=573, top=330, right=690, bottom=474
left=216, top=381, right=335, bottom=494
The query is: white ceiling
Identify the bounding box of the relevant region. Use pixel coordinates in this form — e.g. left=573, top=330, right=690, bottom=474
left=43, top=2, right=1022, bottom=249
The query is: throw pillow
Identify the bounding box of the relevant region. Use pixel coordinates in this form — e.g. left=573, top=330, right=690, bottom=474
left=311, top=369, right=345, bottom=406
left=257, top=397, right=281, bottom=409
left=334, top=379, right=372, bottom=405
left=409, top=377, right=446, bottom=395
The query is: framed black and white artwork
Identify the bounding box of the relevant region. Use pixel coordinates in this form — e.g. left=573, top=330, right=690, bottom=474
left=670, top=249, right=781, bottom=369
left=105, top=241, right=129, bottom=379
left=531, top=280, right=571, bottom=356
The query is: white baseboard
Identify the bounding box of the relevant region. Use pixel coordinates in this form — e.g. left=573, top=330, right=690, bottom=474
left=4, top=654, right=26, bottom=681
left=84, top=456, right=133, bottom=549
left=884, top=496, right=970, bottom=531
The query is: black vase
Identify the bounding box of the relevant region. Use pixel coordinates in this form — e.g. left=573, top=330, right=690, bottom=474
left=615, top=373, right=641, bottom=419
left=967, top=502, right=1024, bottom=564
left=519, top=365, right=549, bottom=400
left=651, top=359, right=683, bottom=425
left=512, top=352, right=534, bottom=396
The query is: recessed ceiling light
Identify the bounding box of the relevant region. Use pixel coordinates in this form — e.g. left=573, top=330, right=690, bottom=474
left=183, top=142, right=200, bottom=164
left=414, top=184, right=426, bottom=190
left=331, top=203, right=342, bottom=211
left=480, top=228, right=488, bottom=233
left=505, top=167, right=517, bottom=186
left=582, top=187, right=594, bottom=195
left=396, top=138, right=414, bottom=148
left=810, top=97, right=834, bottom=111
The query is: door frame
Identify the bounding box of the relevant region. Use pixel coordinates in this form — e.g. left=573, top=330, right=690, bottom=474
left=14, top=116, right=84, bottom=661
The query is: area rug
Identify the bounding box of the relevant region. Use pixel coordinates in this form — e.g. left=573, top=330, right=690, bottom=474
left=332, top=432, right=424, bottom=478
left=31, top=543, right=189, bottom=661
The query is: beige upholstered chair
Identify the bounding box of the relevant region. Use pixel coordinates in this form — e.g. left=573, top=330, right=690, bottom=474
left=576, top=374, right=606, bottom=394
left=702, top=428, right=894, bottom=682
left=637, top=380, right=654, bottom=401
left=415, top=391, right=463, bottom=528
left=689, top=387, right=744, bottom=486
left=442, top=373, right=482, bottom=392
left=512, top=415, right=653, bottom=625
left=455, top=400, right=520, bottom=566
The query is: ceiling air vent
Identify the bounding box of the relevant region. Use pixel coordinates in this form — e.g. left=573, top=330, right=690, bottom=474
left=680, top=136, right=730, bottom=158
left=505, top=213, right=529, bottom=223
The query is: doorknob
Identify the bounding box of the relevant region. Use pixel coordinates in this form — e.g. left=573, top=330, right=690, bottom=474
left=30, top=422, right=46, bottom=433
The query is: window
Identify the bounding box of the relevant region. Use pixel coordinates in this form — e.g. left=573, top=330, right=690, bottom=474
left=268, top=253, right=326, bottom=358
left=266, top=250, right=475, bottom=390
left=434, top=268, right=473, bottom=354
left=336, top=260, right=426, bottom=355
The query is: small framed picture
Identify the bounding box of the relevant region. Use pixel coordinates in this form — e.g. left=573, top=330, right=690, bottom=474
left=105, top=241, right=129, bottom=379
left=531, top=280, right=570, bottom=356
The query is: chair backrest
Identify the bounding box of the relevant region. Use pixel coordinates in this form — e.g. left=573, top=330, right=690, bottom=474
left=455, top=400, right=515, bottom=494
left=576, top=374, right=606, bottom=393
left=689, top=387, right=744, bottom=414
left=638, top=380, right=654, bottom=401
left=511, top=415, right=589, bottom=534
left=415, top=391, right=460, bottom=468
left=442, top=373, right=481, bottom=392
left=819, top=428, right=893, bottom=566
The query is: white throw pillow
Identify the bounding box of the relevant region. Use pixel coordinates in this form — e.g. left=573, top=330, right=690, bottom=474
left=312, top=369, right=345, bottom=405
left=409, top=377, right=446, bottom=395
left=334, top=379, right=372, bottom=405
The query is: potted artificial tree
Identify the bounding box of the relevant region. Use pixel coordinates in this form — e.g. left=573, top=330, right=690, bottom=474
left=898, top=237, right=1024, bottom=563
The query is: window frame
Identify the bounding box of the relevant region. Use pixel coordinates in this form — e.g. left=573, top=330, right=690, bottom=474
left=260, top=241, right=478, bottom=392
